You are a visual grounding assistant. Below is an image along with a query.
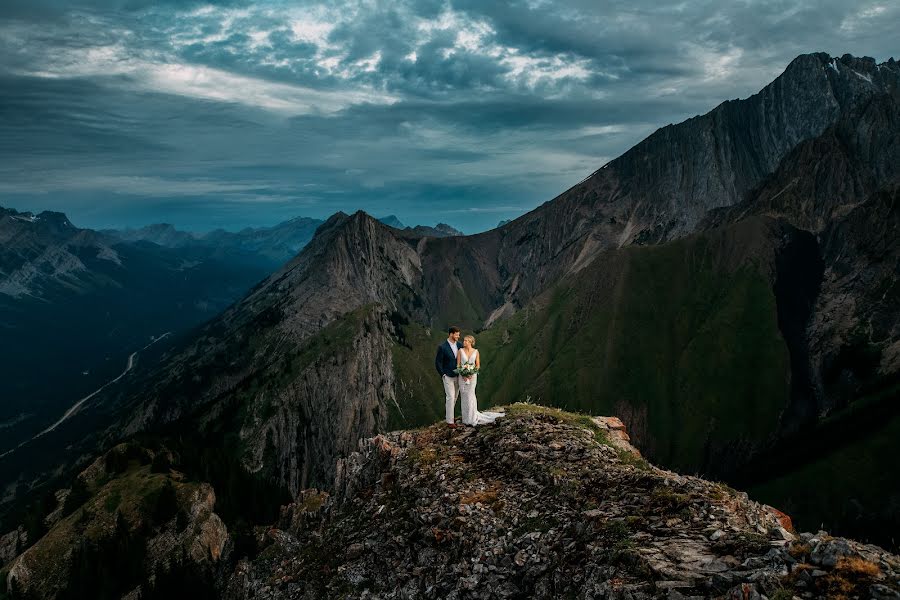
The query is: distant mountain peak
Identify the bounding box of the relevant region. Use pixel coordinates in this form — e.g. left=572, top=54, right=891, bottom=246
left=432, top=223, right=462, bottom=235
left=377, top=214, right=405, bottom=229
left=36, top=210, right=74, bottom=225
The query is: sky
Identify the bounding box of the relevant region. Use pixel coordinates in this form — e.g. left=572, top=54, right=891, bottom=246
left=0, top=1, right=896, bottom=233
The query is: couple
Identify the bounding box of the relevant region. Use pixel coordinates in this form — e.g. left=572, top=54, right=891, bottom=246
left=434, top=326, right=504, bottom=429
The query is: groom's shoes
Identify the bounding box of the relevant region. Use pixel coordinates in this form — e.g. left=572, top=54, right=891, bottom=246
left=447, top=422, right=459, bottom=429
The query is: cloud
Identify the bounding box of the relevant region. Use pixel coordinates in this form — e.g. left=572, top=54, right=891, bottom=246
left=445, top=205, right=530, bottom=214
left=0, top=0, right=896, bottom=233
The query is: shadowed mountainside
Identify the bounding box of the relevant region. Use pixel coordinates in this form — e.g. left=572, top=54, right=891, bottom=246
left=0, top=207, right=275, bottom=453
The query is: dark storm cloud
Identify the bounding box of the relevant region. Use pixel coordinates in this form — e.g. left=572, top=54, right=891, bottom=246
left=0, top=0, right=896, bottom=232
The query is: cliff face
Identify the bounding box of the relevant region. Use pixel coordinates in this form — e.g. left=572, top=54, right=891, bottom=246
left=604, top=53, right=898, bottom=240
left=471, top=53, right=900, bottom=314
left=224, top=405, right=900, bottom=599
left=227, top=307, right=398, bottom=494
left=88, top=214, right=423, bottom=495
left=699, top=90, right=900, bottom=423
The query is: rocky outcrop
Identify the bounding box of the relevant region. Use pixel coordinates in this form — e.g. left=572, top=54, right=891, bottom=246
left=224, top=404, right=900, bottom=599
left=0, top=526, right=25, bottom=565
left=5, top=443, right=227, bottom=599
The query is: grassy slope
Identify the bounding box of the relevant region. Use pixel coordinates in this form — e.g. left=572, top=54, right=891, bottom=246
left=390, top=227, right=792, bottom=474
left=474, top=233, right=791, bottom=474
left=389, top=323, right=450, bottom=430
left=750, top=410, right=900, bottom=548
left=746, top=381, right=900, bottom=551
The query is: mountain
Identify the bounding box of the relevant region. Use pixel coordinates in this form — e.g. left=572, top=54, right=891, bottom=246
left=1, top=207, right=99, bottom=300
left=497, top=219, right=512, bottom=228
left=2, top=51, right=899, bottom=584
left=102, top=222, right=199, bottom=248
left=406, top=222, right=464, bottom=237
left=378, top=215, right=464, bottom=237
left=7, top=406, right=900, bottom=599
left=0, top=206, right=276, bottom=454
left=103, top=216, right=324, bottom=265
left=378, top=215, right=406, bottom=229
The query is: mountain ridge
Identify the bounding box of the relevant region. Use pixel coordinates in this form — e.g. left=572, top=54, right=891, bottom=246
left=0, top=204, right=278, bottom=459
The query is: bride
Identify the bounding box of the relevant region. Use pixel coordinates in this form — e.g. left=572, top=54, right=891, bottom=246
left=457, top=335, right=504, bottom=426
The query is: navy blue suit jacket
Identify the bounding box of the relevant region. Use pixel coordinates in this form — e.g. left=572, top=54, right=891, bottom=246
left=435, top=340, right=461, bottom=378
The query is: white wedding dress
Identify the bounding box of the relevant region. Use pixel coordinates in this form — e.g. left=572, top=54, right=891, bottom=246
left=459, top=349, right=504, bottom=426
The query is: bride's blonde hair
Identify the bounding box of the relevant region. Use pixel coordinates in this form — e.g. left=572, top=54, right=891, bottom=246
left=463, top=334, right=476, bottom=347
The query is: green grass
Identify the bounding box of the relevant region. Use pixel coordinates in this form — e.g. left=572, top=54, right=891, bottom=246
left=388, top=323, right=448, bottom=430
left=749, top=407, right=900, bottom=551
left=472, top=232, right=791, bottom=474
left=13, top=462, right=188, bottom=588
left=104, top=490, right=122, bottom=513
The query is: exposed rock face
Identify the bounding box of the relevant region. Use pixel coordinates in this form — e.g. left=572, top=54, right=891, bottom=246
left=234, top=308, right=398, bottom=493
left=699, top=88, right=900, bottom=424
left=0, top=207, right=103, bottom=299
left=0, top=526, right=25, bottom=565
left=5, top=443, right=227, bottom=599
left=813, top=188, right=900, bottom=400
left=471, top=53, right=900, bottom=311
left=102, top=214, right=420, bottom=493
left=224, top=405, right=900, bottom=599
left=605, top=53, right=895, bottom=240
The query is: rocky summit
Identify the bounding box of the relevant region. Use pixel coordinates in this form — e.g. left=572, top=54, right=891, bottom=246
left=224, top=404, right=900, bottom=599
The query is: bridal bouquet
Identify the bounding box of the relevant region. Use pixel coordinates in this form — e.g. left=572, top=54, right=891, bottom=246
left=454, top=364, right=480, bottom=381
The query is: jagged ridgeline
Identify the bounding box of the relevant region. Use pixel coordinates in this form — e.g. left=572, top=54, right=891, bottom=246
left=1, top=52, right=899, bottom=597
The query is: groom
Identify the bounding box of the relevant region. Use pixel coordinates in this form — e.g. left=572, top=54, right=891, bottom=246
left=434, top=326, right=461, bottom=429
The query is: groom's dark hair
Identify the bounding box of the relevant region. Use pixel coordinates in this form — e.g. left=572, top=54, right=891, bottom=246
left=448, top=326, right=460, bottom=334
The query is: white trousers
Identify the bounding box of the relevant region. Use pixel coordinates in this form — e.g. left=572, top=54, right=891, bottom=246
left=442, top=374, right=460, bottom=423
